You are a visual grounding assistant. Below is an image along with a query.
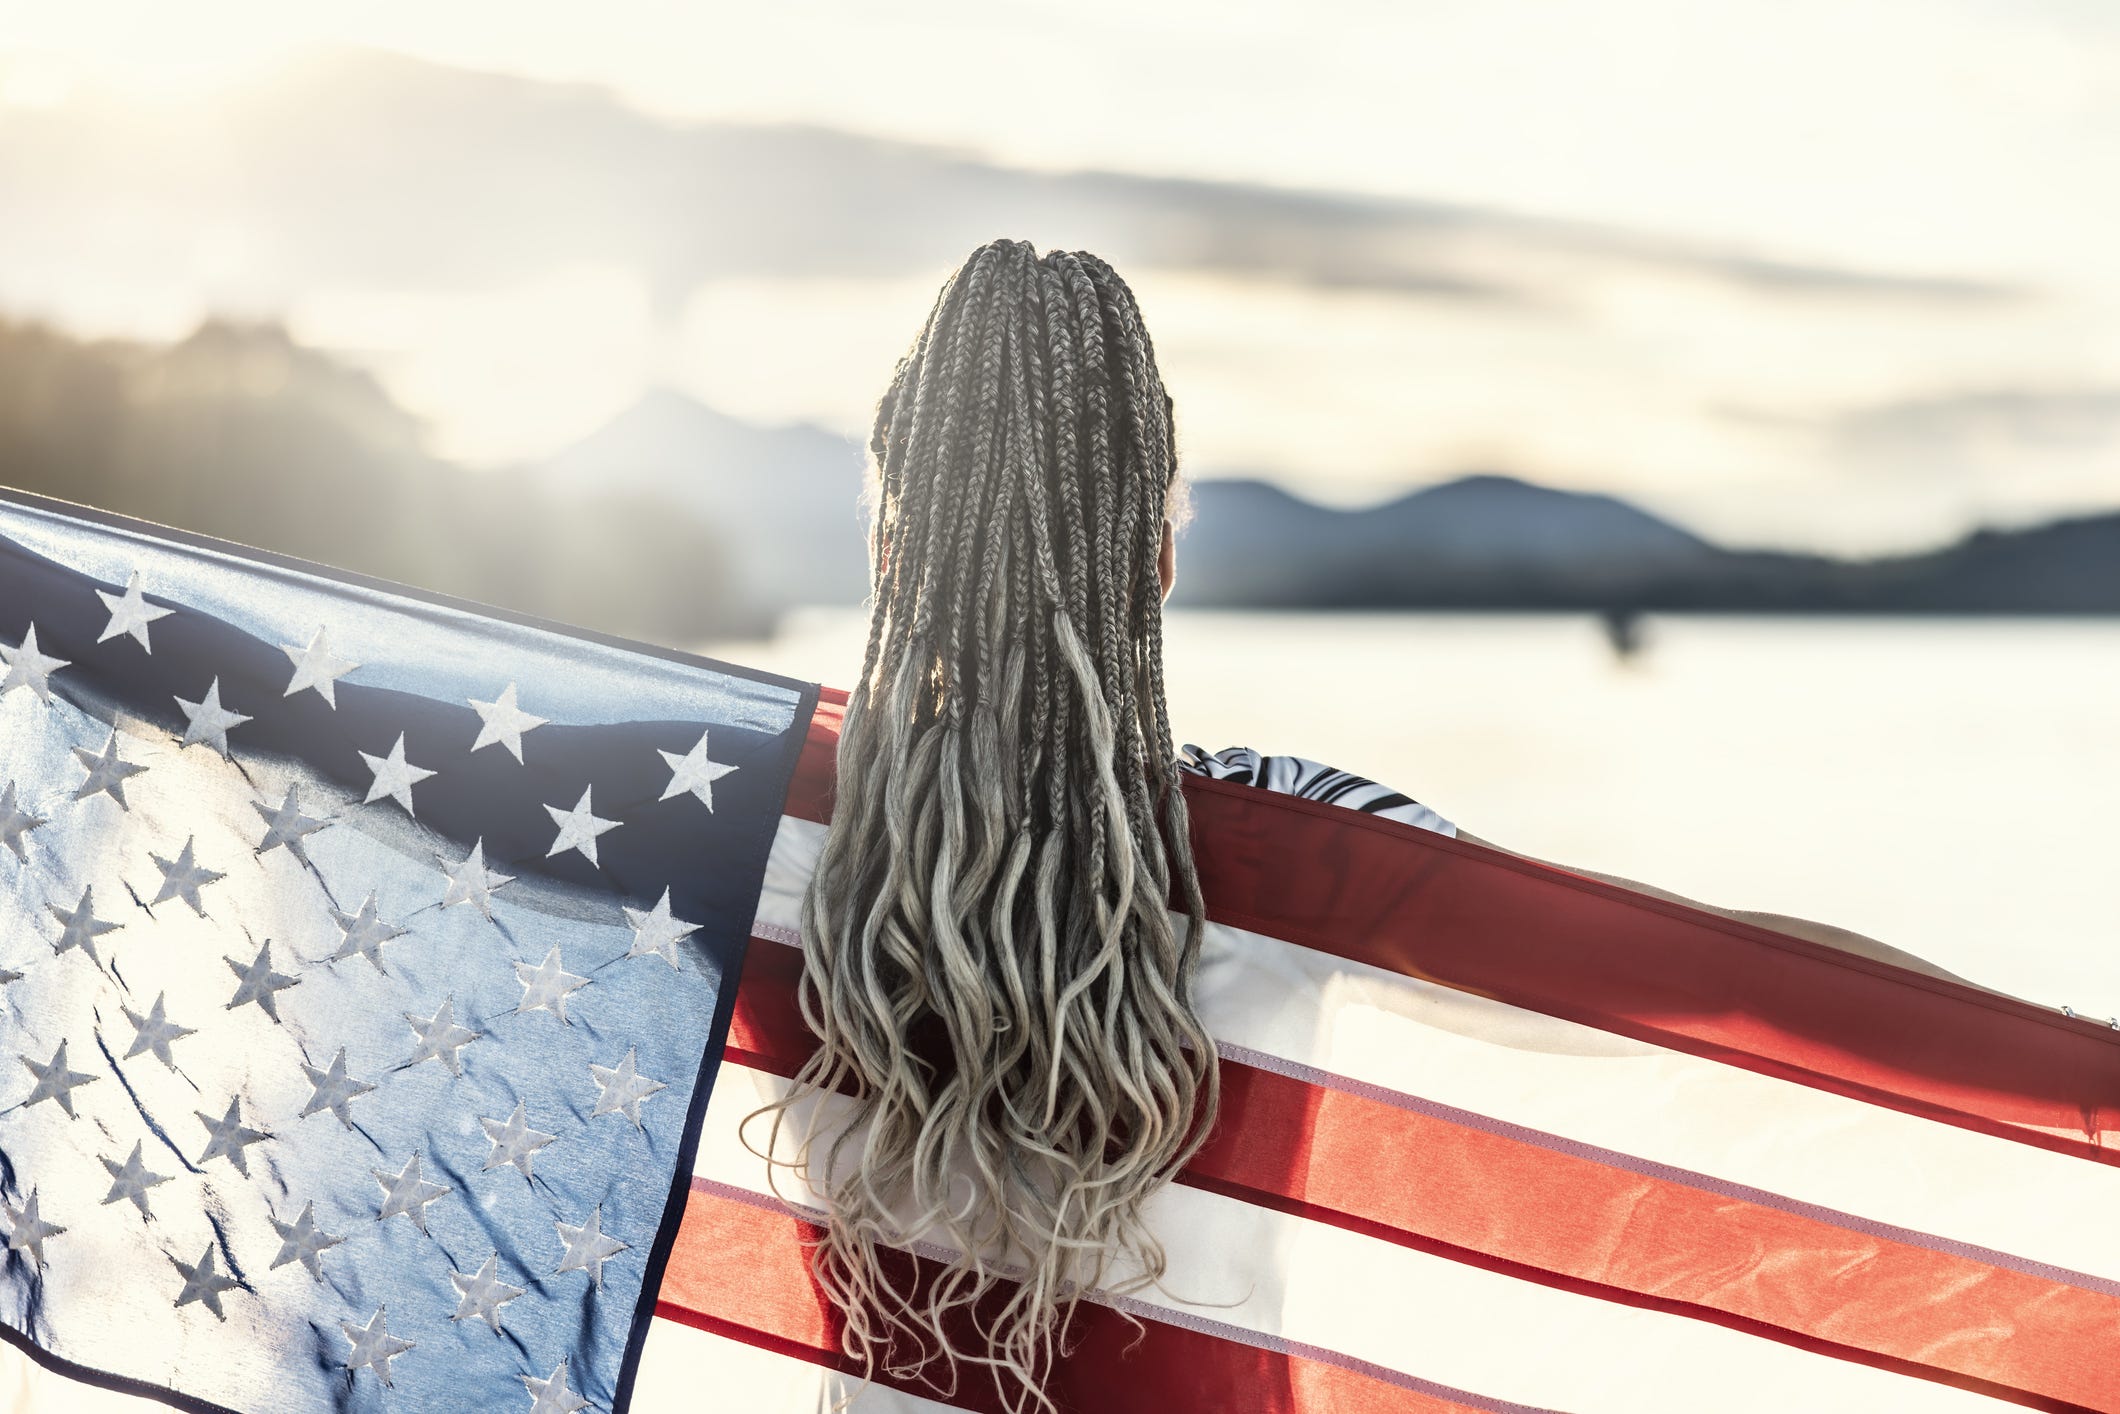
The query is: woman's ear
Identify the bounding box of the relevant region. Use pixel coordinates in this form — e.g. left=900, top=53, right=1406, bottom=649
left=1158, top=518, right=1176, bottom=602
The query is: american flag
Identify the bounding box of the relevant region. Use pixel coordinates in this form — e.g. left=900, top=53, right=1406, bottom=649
left=654, top=705, right=2120, bottom=1411
left=6, top=489, right=2118, bottom=1414
left=0, top=488, right=815, bottom=1413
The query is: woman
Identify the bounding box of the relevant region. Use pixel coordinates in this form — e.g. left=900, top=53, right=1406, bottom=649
left=757, top=238, right=1964, bottom=1413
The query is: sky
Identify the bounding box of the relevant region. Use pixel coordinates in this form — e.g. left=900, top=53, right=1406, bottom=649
left=3, top=0, right=2119, bottom=553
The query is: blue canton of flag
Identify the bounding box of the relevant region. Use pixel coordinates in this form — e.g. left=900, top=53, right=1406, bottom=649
left=0, top=488, right=817, bottom=1413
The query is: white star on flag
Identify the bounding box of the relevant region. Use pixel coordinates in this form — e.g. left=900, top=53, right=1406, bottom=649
left=252, top=784, right=331, bottom=859
left=327, top=892, right=408, bottom=972
left=48, top=886, right=119, bottom=964
left=450, top=1254, right=526, bottom=1333
left=544, top=786, right=619, bottom=867
left=298, top=1047, right=377, bottom=1128
left=341, top=1307, right=414, bottom=1387
left=0, top=781, right=46, bottom=862
left=268, top=1200, right=344, bottom=1282
left=121, top=992, right=195, bottom=1069
left=95, top=570, right=173, bottom=651
left=522, top=1358, right=591, bottom=1414
left=4, top=1192, right=65, bottom=1267
left=173, top=677, right=250, bottom=757
left=552, top=1206, right=628, bottom=1289
left=0, top=623, right=69, bottom=705
left=21, top=1040, right=97, bottom=1117
left=467, top=682, right=546, bottom=762
left=622, top=887, right=701, bottom=970
left=658, top=728, right=739, bottom=811
left=171, top=1243, right=242, bottom=1321
left=588, top=1048, right=666, bottom=1128
left=72, top=732, right=146, bottom=809
left=438, top=838, right=513, bottom=916
left=405, top=997, right=480, bottom=1076
left=225, top=941, right=300, bottom=1020
left=279, top=626, right=358, bottom=707
left=359, top=732, right=436, bottom=815
left=374, top=1154, right=451, bottom=1234
left=513, top=947, right=591, bottom=1023
left=195, top=1097, right=269, bottom=1175
left=149, top=836, right=225, bottom=915
left=99, top=1141, right=170, bottom=1219
left=479, top=1101, right=558, bottom=1179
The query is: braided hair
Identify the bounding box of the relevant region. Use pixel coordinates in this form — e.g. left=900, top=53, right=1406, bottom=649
left=748, top=239, right=1215, bottom=1410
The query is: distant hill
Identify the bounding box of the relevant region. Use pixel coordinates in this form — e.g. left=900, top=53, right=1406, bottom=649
left=533, top=389, right=869, bottom=615
left=0, top=319, right=751, bottom=646
left=528, top=390, right=2120, bottom=618
left=1858, top=512, right=2120, bottom=613
left=20, top=320, right=2110, bottom=646
left=1174, top=474, right=2119, bottom=612
left=528, top=395, right=1740, bottom=617
left=1174, top=475, right=1722, bottom=607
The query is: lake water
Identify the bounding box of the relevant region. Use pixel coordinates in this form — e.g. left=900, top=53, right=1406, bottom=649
left=705, top=610, right=2120, bottom=1018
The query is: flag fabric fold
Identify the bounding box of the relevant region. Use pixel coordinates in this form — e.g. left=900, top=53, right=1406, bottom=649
left=0, top=488, right=815, bottom=1414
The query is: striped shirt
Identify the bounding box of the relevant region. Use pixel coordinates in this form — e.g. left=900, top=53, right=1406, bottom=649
left=1178, top=743, right=1457, bottom=837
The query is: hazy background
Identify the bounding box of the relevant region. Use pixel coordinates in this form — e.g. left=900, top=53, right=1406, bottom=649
left=1, top=3, right=2116, bottom=1010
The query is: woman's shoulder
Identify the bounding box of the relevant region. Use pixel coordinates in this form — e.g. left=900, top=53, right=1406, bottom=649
left=1177, top=744, right=1457, bottom=837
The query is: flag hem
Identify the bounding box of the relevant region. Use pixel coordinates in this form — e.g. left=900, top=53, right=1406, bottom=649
left=0, top=483, right=816, bottom=705
left=0, top=1318, right=239, bottom=1414
left=611, top=681, right=823, bottom=1414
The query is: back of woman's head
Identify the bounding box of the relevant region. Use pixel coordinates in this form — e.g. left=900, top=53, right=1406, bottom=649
left=755, top=238, right=1216, bottom=1409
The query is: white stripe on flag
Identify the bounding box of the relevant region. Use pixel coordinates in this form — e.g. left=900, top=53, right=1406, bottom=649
left=696, top=1061, right=2020, bottom=1414
left=635, top=1317, right=976, bottom=1414
left=750, top=812, right=2120, bottom=1287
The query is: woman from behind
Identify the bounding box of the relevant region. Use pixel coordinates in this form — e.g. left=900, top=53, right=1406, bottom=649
left=754, top=238, right=1211, bottom=1412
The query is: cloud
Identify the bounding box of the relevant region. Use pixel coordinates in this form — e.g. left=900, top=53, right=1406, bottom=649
left=0, top=45, right=2028, bottom=322
left=4, top=43, right=2088, bottom=553
left=1833, top=387, right=2120, bottom=459
left=1689, top=384, right=2120, bottom=549
left=1606, top=245, right=2022, bottom=303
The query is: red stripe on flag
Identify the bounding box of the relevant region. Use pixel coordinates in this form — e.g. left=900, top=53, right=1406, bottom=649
left=780, top=684, right=845, bottom=825
left=724, top=938, right=2120, bottom=1411
left=1178, top=771, right=2120, bottom=1165
left=777, top=691, right=2120, bottom=1166
left=656, top=1180, right=1537, bottom=1414
left=1194, top=1067, right=2120, bottom=1411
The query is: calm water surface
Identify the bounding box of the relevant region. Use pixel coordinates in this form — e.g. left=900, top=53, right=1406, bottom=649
left=705, top=611, right=2120, bottom=1018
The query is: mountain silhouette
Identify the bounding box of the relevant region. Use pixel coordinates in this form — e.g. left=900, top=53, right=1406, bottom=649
left=530, top=390, right=2120, bottom=616
left=18, top=318, right=2113, bottom=647
left=1176, top=475, right=1718, bottom=606
left=1858, top=512, right=2120, bottom=612
left=533, top=389, right=870, bottom=615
